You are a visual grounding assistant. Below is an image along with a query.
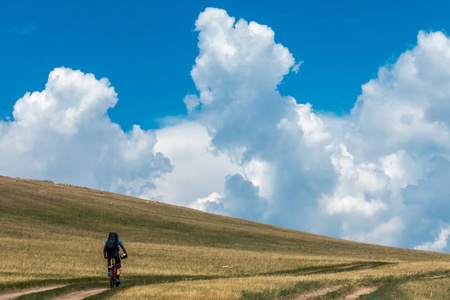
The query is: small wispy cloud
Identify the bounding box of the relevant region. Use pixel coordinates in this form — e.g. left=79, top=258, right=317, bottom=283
left=414, top=227, right=450, bottom=252
left=16, top=22, right=37, bottom=35
left=292, top=61, right=303, bottom=73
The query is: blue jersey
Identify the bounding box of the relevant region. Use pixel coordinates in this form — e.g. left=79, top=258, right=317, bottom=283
left=105, top=239, right=123, bottom=253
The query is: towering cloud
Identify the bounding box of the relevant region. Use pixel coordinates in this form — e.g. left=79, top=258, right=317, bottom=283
left=167, top=8, right=450, bottom=251
left=173, top=8, right=336, bottom=232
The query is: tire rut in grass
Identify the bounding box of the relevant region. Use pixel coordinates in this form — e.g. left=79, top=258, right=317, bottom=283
left=339, top=286, right=379, bottom=299
left=281, top=285, right=342, bottom=299
left=51, top=287, right=109, bottom=300
left=0, top=284, right=68, bottom=300
left=272, top=261, right=390, bottom=277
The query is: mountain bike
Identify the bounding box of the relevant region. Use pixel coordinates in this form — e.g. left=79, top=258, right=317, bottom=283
left=108, top=254, right=127, bottom=288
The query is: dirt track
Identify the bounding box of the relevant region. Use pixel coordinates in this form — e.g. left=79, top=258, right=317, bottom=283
left=284, top=285, right=342, bottom=299
left=52, top=287, right=109, bottom=300
left=0, top=285, right=108, bottom=300
left=0, top=284, right=68, bottom=300
left=339, top=286, right=379, bottom=299
left=283, top=285, right=379, bottom=300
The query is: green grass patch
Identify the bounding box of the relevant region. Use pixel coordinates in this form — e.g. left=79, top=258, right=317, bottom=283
left=241, top=281, right=329, bottom=300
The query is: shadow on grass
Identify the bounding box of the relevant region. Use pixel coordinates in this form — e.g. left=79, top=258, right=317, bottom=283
left=363, top=271, right=450, bottom=300
left=261, top=261, right=394, bottom=277
left=11, top=274, right=220, bottom=300
left=241, top=262, right=403, bottom=300
left=242, top=281, right=328, bottom=300
left=10, top=262, right=443, bottom=300
left=0, top=275, right=105, bottom=292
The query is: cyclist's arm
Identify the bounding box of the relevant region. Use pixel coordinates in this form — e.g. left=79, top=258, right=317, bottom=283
left=103, top=245, right=107, bottom=259
left=120, top=244, right=128, bottom=255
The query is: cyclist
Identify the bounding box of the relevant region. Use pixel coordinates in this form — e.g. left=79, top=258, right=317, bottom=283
left=103, top=232, right=128, bottom=285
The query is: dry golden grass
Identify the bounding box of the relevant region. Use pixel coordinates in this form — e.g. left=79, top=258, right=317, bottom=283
left=1, top=175, right=450, bottom=299
left=109, top=262, right=450, bottom=299
left=127, top=242, right=360, bottom=276
left=396, top=278, right=450, bottom=299
left=1, top=235, right=358, bottom=285
left=1, top=237, right=104, bottom=280
left=109, top=276, right=309, bottom=300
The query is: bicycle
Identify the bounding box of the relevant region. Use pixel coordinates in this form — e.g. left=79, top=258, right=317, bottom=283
left=108, top=254, right=127, bottom=288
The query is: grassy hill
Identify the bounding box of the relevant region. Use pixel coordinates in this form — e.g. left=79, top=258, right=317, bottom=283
left=1, top=175, right=449, bottom=299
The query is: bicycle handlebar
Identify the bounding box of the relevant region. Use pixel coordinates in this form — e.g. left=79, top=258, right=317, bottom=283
left=104, top=254, right=128, bottom=259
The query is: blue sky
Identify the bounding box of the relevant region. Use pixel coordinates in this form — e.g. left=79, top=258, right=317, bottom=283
left=3, top=1, right=450, bottom=251
left=2, top=0, right=448, bottom=129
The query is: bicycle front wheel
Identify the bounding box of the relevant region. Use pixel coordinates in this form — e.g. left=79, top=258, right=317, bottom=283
left=109, top=267, right=115, bottom=288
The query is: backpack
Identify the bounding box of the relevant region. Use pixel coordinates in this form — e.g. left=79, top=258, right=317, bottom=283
left=105, top=232, right=119, bottom=251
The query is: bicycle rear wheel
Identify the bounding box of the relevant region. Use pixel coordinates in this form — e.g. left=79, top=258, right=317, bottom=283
left=109, top=267, right=115, bottom=288
left=109, top=258, right=116, bottom=288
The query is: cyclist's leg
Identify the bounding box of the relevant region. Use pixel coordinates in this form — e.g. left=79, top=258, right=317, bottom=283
left=117, top=262, right=122, bottom=276
left=115, top=253, right=122, bottom=277
left=107, top=253, right=114, bottom=275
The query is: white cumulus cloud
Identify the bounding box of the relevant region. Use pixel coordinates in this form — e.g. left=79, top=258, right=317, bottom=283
left=0, top=67, right=171, bottom=196
left=414, top=227, right=450, bottom=252
left=150, top=121, right=242, bottom=205
left=167, top=8, right=450, bottom=249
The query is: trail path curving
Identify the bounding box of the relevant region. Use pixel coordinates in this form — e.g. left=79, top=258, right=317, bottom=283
left=280, top=262, right=388, bottom=277
left=339, top=286, right=379, bottom=299
left=0, top=284, right=68, bottom=300
left=52, top=287, right=108, bottom=300
left=282, top=285, right=342, bottom=299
